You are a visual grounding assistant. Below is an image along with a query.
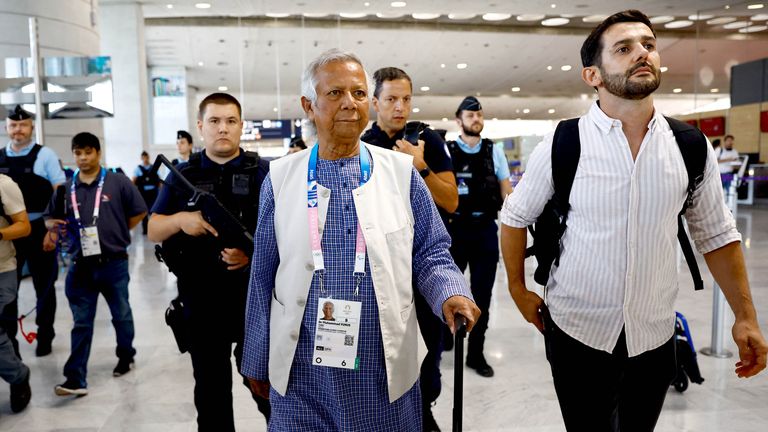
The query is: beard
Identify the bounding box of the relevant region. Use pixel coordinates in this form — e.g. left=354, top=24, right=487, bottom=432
left=600, top=62, right=661, bottom=100
left=461, top=122, right=483, bottom=137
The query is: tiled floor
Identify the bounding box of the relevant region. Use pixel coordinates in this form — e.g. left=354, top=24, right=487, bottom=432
left=0, top=206, right=766, bottom=431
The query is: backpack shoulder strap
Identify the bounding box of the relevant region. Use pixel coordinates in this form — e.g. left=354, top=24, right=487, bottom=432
left=665, top=116, right=707, bottom=291
left=551, top=118, right=581, bottom=215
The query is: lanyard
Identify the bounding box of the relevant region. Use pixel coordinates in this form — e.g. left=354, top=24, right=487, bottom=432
left=71, top=167, right=106, bottom=228
left=307, top=142, right=371, bottom=295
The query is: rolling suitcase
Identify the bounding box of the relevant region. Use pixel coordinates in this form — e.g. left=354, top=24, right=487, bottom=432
left=453, top=315, right=468, bottom=432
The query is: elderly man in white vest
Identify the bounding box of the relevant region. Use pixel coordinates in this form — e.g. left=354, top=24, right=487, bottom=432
left=241, top=49, right=480, bottom=430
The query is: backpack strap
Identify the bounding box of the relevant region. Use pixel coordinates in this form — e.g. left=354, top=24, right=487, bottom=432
left=665, top=116, right=707, bottom=291
left=550, top=118, right=581, bottom=266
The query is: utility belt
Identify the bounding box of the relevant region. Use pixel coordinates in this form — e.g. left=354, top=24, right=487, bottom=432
left=73, top=252, right=128, bottom=266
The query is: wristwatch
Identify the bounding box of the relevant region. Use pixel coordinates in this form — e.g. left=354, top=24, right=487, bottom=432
left=419, top=166, right=431, bottom=178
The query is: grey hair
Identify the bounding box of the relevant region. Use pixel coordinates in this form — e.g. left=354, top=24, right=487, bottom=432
left=300, top=48, right=372, bottom=105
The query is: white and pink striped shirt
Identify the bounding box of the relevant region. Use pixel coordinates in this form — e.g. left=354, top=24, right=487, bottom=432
left=501, top=101, right=741, bottom=357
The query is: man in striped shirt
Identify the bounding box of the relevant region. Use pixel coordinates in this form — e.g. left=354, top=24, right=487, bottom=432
left=500, top=10, right=767, bottom=432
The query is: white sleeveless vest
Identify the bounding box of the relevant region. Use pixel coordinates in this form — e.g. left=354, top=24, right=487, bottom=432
left=267, top=143, right=427, bottom=402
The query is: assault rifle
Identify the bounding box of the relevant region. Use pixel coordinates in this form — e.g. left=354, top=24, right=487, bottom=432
left=151, top=155, right=254, bottom=256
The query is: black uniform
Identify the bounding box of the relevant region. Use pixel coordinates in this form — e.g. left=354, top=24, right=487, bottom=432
left=134, top=164, right=160, bottom=234
left=151, top=149, right=270, bottom=431
left=446, top=138, right=502, bottom=370
left=0, top=144, right=59, bottom=356
left=361, top=121, right=453, bottom=407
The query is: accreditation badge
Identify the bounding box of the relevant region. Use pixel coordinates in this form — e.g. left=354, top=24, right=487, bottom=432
left=313, top=297, right=362, bottom=370
left=80, top=226, right=102, bottom=257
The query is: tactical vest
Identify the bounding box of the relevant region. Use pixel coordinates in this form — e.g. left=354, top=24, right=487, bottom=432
left=0, top=144, right=54, bottom=212
left=447, top=138, right=501, bottom=217
left=160, top=151, right=267, bottom=278
left=135, top=165, right=160, bottom=191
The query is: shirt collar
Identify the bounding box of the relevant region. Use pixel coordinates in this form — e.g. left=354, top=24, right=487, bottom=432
left=587, top=100, right=662, bottom=135
left=200, top=148, right=244, bottom=169
left=75, top=167, right=105, bottom=186
left=5, top=141, right=35, bottom=155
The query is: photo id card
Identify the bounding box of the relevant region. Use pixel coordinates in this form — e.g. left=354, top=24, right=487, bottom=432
left=80, top=226, right=102, bottom=257
left=313, top=297, right=362, bottom=370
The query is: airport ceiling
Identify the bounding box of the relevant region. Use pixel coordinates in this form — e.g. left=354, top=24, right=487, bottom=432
left=134, top=0, right=768, bottom=120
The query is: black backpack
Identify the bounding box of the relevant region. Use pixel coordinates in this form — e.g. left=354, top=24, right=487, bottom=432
left=526, top=116, right=707, bottom=291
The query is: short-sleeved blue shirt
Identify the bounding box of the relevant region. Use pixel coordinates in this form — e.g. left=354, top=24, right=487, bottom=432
left=454, top=136, right=511, bottom=181
left=5, top=141, right=66, bottom=219
left=45, top=170, right=147, bottom=256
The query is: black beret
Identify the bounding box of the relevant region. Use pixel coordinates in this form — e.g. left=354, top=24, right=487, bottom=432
left=176, top=130, right=193, bottom=143
left=6, top=105, right=32, bottom=121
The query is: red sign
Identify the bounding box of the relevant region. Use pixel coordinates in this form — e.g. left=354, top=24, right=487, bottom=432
left=761, top=111, right=768, bottom=133
left=699, top=116, right=725, bottom=137
left=685, top=119, right=698, bottom=127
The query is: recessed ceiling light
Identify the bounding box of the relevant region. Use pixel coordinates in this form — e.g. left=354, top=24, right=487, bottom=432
left=273, top=107, right=278, bottom=112
left=266, top=13, right=290, bottom=18
left=456, top=63, right=468, bottom=69
left=198, top=61, right=204, bottom=66
left=660, top=66, right=669, bottom=72
left=688, top=14, right=714, bottom=20
left=364, top=2, right=370, bottom=6
left=550, top=3, right=557, bottom=8
left=493, top=117, right=499, bottom=121
left=440, top=63, right=446, bottom=68
left=747, top=4, right=765, bottom=10
left=420, top=86, right=430, bottom=91
left=548, top=109, right=556, bottom=114
left=580, top=93, right=588, bottom=100
left=650, top=16, right=675, bottom=24
left=448, top=13, right=476, bottom=20
left=482, top=13, right=512, bottom=21
left=339, top=12, right=367, bottom=18
left=391, top=1, right=407, bottom=7
left=523, top=108, right=530, bottom=114
left=672, top=88, right=682, bottom=93
left=724, top=21, right=750, bottom=29
left=751, top=14, right=768, bottom=20
left=303, top=13, right=329, bottom=18
left=511, top=86, right=521, bottom=92
left=665, top=20, right=694, bottom=29
left=582, top=15, right=608, bottom=23
left=710, top=88, right=720, bottom=93
left=442, top=117, right=448, bottom=121
left=194, top=3, right=211, bottom=9
left=561, top=65, right=572, bottom=71
left=166, top=4, right=174, bottom=9
left=412, top=108, right=420, bottom=113
left=739, top=24, right=768, bottom=32
left=376, top=13, right=404, bottom=18
left=413, top=13, right=440, bottom=20
left=218, top=86, right=228, bottom=91
left=517, top=14, right=545, bottom=21
left=542, top=17, right=569, bottom=26
left=546, top=65, right=553, bottom=71
left=706, top=17, right=737, bottom=25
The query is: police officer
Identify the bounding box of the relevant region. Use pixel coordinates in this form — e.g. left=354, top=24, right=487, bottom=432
left=132, top=151, right=160, bottom=234
left=2, top=105, right=65, bottom=357
left=173, top=130, right=195, bottom=166
left=361, top=67, right=457, bottom=432
left=446, top=96, right=513, bottom=378
left=148, top=93, right=270, bottom=431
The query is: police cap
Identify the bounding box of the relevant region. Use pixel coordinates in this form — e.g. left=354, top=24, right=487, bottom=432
left=177, top=130, right=193, bottom=143
left=6, top=105, right=33, bottom=121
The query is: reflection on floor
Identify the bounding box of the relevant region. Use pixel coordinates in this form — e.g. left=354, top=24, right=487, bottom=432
left=0, top=207, right=767, bottom=432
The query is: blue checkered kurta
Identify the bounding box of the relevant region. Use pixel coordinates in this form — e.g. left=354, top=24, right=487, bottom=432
left=242, top=155, right=470, bottom=431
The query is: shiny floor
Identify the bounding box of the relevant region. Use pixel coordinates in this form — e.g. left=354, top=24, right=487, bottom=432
left=0, top=206, right=767, bottom=431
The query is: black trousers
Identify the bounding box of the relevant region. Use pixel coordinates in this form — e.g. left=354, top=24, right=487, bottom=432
left=1, top=218, right=58, bottom=355
left=447, top=218, right=498, bottom=361
left=181, top=274, right=270, bottom=432
left=415, top=289, right=444, bottom=406
left=543, top=311, right=677, bottom=432
left=188, top=333, right=270, bottom=431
